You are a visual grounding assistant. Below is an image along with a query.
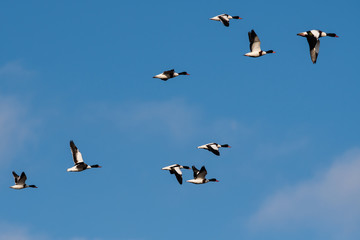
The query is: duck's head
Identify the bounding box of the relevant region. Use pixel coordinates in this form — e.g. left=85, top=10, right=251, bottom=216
left=221, top=144, right=231, bottom=148
left=209, top=178, right=219, bottom=182
left=326, top=33, right=339, bottom=38
left=178, top=72, right=190, bottom=76
left=90, top=164, right=102, bottom=168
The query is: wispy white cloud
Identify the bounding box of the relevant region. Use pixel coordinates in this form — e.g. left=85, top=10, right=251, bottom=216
left=255, top=137, right=309, bottom=159
left=87, top=98, right=248, bottom=141
left=0, top=61, right=35, bottom=79
left=115, top=98, right=201, bottom=140
left=0, top=222, right=48, bottom=240
left=0, top=96, right=37, bottom=164
left=248, top=148, right=360, bottom=240
left=0, top=221, right=106, bottom=240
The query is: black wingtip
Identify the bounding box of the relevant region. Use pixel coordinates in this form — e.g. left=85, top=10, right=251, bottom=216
left=70, top=140, right=77, bottom=149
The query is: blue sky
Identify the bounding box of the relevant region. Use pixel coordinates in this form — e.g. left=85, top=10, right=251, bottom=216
left=1, top=0, right=360, bottom=239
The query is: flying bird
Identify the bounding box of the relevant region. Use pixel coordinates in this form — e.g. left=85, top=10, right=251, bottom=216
left=67, top=140, right=102, bottom=172
left=10, top=171, right=37, bottom=189
left=210, top=14, right=242, bottom=27
left=297, top=30, right=339, bottom=64
left=187, top=166, right=219, bottom=184
left=197, top=143, right=231, bottom=156
left=162, top=164, right=190, bottom=185
left=244, top=30, right=275, bottom=57
left=153, top=69, right=189, bottom=81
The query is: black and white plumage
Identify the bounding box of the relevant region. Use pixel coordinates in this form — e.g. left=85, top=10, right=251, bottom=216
left=153, top=69, right=190, bottom=81
left=10, top=171, right=37, bottom=189
left=297, top=30, right=339, bottom=64
left=210, top=14, right=242, bottom=27
left=244, top=30, right=275, bottom=57
left=162, top=164, right=190, bottom=185
left=197, top=143, right=231, bottom=156
left=187, top=166, right=219, bottom=184
left=67, top=140, right=101, bottom=172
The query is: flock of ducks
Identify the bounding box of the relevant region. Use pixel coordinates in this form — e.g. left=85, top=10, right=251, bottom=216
left=162, top=143, right=230, bottom=185
left=10, top=13, right=339, bottom=189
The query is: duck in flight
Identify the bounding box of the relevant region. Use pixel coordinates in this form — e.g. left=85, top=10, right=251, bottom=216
left=162, top=164, right=190, bottom=185
left=10, top=171, right=37, bottom=189
left=210, top=14, right=242, bottom=27
left=153, top=69, right=190, bottom=81
left=187, top=166, right=219, bottom=184
left=67, top=140, right=102, bottom=172
left=197, top=143, right=231, bottom=156
left=244, top=30, right=275, bottom=57
left=297, top=30, right=339, bottom=64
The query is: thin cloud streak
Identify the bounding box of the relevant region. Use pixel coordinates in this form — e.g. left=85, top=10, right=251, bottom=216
left=0, top=61, right=35, bottom=79
left=0, top=221, right=48, bottom=240
left=0, top=96, right=37, bottom=164
left=86, top=98, right=250, bottom=142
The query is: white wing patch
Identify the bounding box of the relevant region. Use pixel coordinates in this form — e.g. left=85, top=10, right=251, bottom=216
left=173, top=166, right=182, bottom=176
left=76, top=150, right=84, bottom=163
left=209, top=144, right=219, bottom=151
left=251, top=37, right=261, bottom=52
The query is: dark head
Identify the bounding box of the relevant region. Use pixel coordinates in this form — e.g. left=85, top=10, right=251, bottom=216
left=29, top=185, right=38, bottom=188
left=91, top=164, right=102, bottom=168
left=183, top=166, right=190, bottom=169
left=208, top=178, right=219, bottom=182
left=232, top=16, right=242, bottom=19
left=221, top=144, right=231, bottom=148
left=266, top=50, right=275, bottom=54
left=327, top=33, right=339, bottom=38
left=178, top=72, right=190, bottom=76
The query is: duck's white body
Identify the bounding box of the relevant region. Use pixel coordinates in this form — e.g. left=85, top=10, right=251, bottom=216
left=210, top=14, right=241, bottom=27
left=244, top=30, right=275, bottom=58
left=244, top=51, right=269, bottom=57
left=67, top=165, right=93, bottom=172
left=10, top=184, right=30, bottom=189
left=153, top=69, right=189, bottom=81
left=197, top=142, right=230, bottom=156
left=154, top=72, right=179, bottom=80
left=67, top=140, right=101, bottom=172
left=162, top=164, right=190, bottom=185
left=297, top=30, right=339, bottom=64
left=10, top=171, right=37, bottom=190
left=187, top=166, right=218, bottom=184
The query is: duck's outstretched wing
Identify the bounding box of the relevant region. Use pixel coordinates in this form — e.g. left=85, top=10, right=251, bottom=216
left=307, top=37, right=320, bottom=64
left=192, top=166, right=200, bottom=179
left=207, top=144, right=220, bottom=156
left=249, top=30, right=261, bottom=52
left=70, top=140, right=84, bottom=164
left=197, top=166, right=207, bottom=180
left=218, top=15, right=230, bottom=27
left=163, top=69, right=175, bottom=78
left=18, top=172, right=27, bottom=185
left=12, top=171, right=19, bottom=184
